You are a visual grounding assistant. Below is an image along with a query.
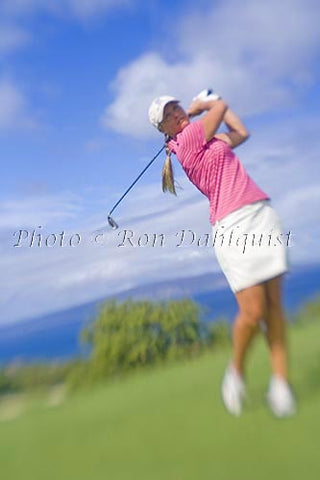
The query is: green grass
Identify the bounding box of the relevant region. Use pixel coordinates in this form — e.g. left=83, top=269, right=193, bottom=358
left=1, top=320, right=320, bottom=480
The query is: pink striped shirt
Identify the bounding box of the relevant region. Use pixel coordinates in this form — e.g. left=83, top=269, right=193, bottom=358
left=167, top=121, right=269, bottom=225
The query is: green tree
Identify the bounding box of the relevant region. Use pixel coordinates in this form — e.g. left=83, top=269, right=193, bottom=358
left=68, top=298, right=212, bottom=388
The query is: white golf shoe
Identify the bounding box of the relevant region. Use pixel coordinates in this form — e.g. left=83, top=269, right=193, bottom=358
left=267, top=376, right=297, bottom=418
left=221, top=364, right=246, bottom=417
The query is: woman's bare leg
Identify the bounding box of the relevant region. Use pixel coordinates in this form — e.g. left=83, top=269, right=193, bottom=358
left=233, top=284, right=267, bottom=375
left=263, top=275, right=288, bottom=380
left=223, top=276, right=295, bottom=416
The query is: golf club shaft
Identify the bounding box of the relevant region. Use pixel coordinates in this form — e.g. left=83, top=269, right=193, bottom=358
left=109, top=144, right=166, bottom=217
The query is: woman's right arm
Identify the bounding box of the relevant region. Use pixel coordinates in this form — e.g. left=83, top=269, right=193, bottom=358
left=214, top=108, right=250, bottom=148
left=187, top=99, right=228, bottom=142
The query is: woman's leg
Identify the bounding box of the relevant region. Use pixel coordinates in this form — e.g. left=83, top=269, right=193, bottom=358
left=223, top=275, right=295, bottom=416
left=221, top=283, right=267, bottom=415
left=263, top=274, right=288, bottom=380
left=262, top=274, right=296, bottom=416
left=232, top=283, right=267, bottom=375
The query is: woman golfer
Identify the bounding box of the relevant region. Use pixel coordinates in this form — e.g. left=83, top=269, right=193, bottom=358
left=148, top=91, right=296, bottom=417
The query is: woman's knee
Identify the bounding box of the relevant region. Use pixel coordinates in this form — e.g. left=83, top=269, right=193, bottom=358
left=237, top=303, right=266, bottom=327
left=235, top=284, right=267, bottom=326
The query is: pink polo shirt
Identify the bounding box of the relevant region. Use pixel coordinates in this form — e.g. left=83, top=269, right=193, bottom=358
left=167, top=121, right=269, bottom=225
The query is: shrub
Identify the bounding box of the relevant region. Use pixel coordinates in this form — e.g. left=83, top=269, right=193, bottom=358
left=292, top=295, right=320, bottom=326
left=69, top=298, right=213, bottom=387
left=207, top=318, right=231, bottom=347
left=0, top=362, right=73, bottom=395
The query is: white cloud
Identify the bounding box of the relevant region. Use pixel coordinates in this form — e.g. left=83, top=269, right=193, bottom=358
left=0, top=0, right=135, bottom=57
left=103, top=0, right=320, bottom=138
left=1, top=0, right=134, bottom=21
left=101, top=53, right=215, bottom=138
left=178, top=0, right=320, bottom=76
left=63, top=0, right=132, bottom=20
left=0, top=24, right=31, bottom=54
left=0, top=79, right=35, bottom=130
left=1, top=0, right=43, bottom=14
left=0, top=191, right=83, bottom=231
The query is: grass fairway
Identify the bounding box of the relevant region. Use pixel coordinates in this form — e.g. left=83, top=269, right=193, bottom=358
left=1, top=320, right=320, bottom=480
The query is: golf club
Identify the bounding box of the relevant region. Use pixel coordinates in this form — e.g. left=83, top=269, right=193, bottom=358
left=107, top=144, right=166, bottom=229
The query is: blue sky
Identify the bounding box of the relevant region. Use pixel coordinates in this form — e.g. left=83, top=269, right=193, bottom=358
left=1, top=0, right=320, bottom=323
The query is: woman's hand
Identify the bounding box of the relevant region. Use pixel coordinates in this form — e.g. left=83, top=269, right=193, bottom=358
left=187, top=99, right=209, bottom=118
left=187, top=89, right=221, bottom=118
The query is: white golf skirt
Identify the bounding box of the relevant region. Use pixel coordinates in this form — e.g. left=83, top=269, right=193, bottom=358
left=213, top=200, right=290, bottom=293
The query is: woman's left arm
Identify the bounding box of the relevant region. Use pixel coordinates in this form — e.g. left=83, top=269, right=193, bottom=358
left=214, top=108, right=250, bottom=148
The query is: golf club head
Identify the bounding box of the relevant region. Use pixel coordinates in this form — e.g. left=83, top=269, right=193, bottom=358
left=107, top=215, right=119, bottom=230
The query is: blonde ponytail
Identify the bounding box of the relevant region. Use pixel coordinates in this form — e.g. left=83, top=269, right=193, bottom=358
left=162, top=147, right=176, bottom=195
